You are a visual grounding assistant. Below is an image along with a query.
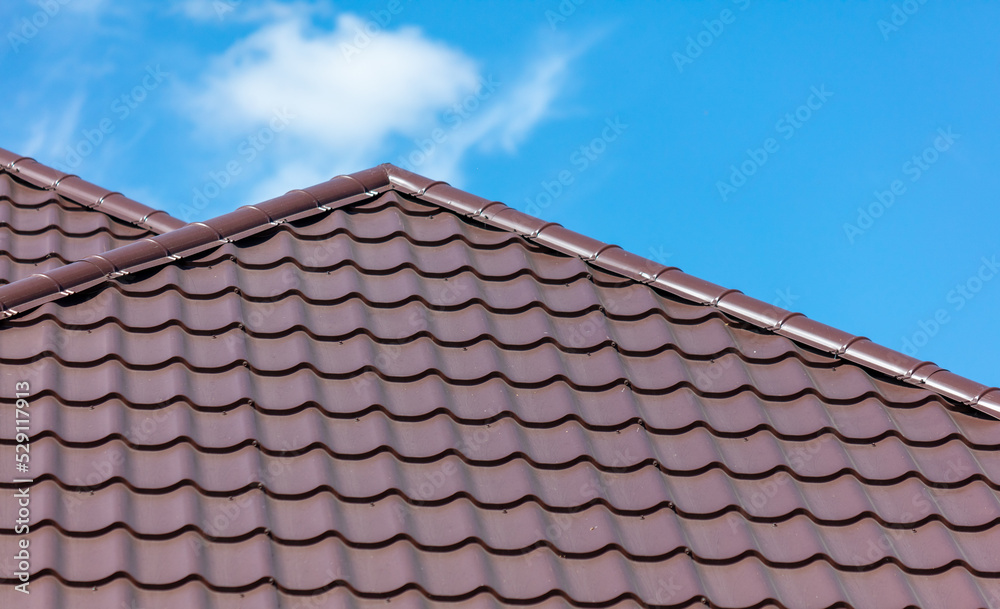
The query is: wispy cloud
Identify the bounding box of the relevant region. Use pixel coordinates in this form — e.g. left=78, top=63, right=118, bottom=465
left=405, top=48, right=580, bottom=184
left=171, top=0, right=230, bottom=21
left=171, top=0, right=326, bottom=23
left=181, top=4, right=582, bottom=201
left=20, top=94, right=86, bottom=164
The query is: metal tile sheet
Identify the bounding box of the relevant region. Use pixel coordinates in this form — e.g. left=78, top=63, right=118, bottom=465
left=0, top=174, right=155, bottom=288
left=3, top=183, right=1000, bottom=608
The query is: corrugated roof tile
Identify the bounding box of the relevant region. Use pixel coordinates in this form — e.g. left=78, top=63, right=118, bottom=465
left=3, top=157, right=1000, bottom=608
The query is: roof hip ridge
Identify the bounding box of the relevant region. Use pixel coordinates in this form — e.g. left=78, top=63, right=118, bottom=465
left=0, top=165, right=390, bottom=321
left=0, top=146, right=186, bottom=234
left=379, top=163, right=1000, bottom=420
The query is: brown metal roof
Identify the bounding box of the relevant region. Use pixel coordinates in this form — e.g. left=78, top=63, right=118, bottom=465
left=3, top=155, right=1000, bottom=608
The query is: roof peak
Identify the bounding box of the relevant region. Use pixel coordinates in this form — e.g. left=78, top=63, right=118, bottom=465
left=0, top=160, right=996, bottom=419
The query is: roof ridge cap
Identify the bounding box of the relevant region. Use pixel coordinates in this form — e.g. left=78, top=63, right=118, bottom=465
left=0, top=146, right=186, bottom=235
left=0, top=165, right=390, bottom=321
left=380, top=163, right=1000, bottom=421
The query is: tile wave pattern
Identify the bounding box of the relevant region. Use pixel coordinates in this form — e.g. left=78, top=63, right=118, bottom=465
left=3, top=182, right=1000, bottom=608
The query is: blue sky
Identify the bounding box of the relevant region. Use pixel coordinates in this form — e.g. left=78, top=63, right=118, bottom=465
left=2, top=0, right=998, bottom=388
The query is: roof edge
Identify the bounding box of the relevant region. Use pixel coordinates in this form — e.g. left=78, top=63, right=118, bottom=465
left=0, top=146, right=187, bottom=234
left=380, top=163, right=1000, bottom=421
left=0, top=165, right=390, bottom=320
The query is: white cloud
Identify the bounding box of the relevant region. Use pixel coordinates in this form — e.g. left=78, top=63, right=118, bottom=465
left=191, top=13, right=480, bottom=150
left=185, top=5, right=580, bottom=201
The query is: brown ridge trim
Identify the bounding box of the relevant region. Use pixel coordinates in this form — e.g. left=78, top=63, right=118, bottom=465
left=0, top=146, right=186, bottom=234
left=0, top=165, right=391, bottom=320
left=378, top=164, right=1000, bottom=421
